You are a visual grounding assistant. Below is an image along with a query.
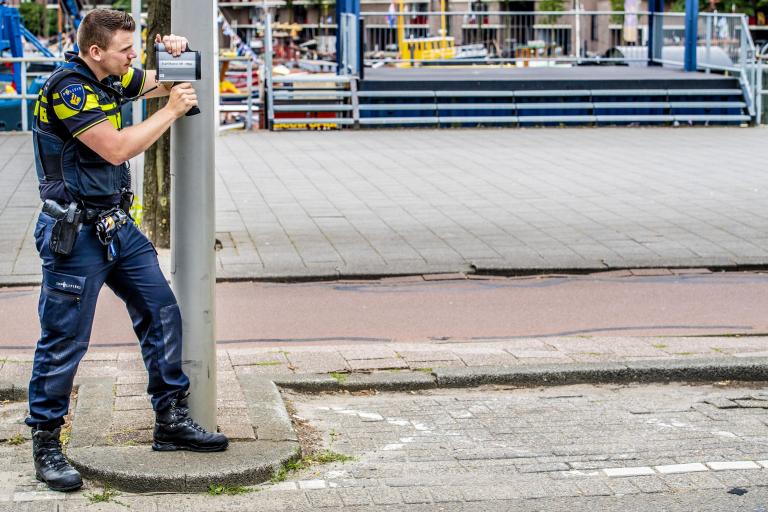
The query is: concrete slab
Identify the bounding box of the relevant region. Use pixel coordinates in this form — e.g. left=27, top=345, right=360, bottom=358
left=65, top=377, right=300, bottom=493
left=5, top=128, right=768, bottom=283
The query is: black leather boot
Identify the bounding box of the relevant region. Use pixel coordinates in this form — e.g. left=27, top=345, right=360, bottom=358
left=32, top=427, right=83, bottom=492
left=153, top=395, right=229, bottom=452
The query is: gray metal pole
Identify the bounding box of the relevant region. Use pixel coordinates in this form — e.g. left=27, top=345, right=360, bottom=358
left=131, top=0, right=144, bottom=206
left=170, top=0, right=217, bottom=431
left=20, top=63, right=27, bottom=131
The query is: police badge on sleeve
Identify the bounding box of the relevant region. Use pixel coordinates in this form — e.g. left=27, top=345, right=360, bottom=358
left=60, top=84, right=85, bottom=111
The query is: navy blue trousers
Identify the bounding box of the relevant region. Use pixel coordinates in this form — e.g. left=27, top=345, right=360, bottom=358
left=26, top=212, right=190, bottom=429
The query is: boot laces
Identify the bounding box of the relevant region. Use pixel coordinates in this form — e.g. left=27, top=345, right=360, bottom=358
left=38, top=441, right=71, bottom=471
left=170, top=404, right=206, bottom=433
left=180, top=416, right=206, bottom=433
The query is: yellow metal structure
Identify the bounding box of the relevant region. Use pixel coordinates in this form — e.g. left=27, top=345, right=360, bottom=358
left=397, top=0, right=455, bottom=67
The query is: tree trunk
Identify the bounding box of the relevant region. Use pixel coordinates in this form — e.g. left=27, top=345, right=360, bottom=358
left=142, top=0, right=172, bottom=248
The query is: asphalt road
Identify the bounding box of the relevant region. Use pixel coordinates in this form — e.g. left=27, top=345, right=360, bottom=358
left=1, top=270, right=766, bottom=351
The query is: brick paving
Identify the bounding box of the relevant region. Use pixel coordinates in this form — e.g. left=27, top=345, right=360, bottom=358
left=2, top=127, right=768, bottom=284
left=3, top=382, right=768, bottom=510
left=5, top=336, right=768, bottom=388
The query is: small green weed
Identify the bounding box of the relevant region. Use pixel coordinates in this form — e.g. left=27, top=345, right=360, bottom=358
left=207, top=484, right=254, bottom=496
left=312, top=450, right=354, bottom=464
left=85, top=484, right=122, bottom=505
left=329, top=372, right=348, bottom=384
left=60, top=425, right=72, bottom=448
left=271, top=450, right=355, bottom=483
left=414, top=368, right=433, bottom=373
left=674, top=352, right=693, bottom=356
left=6, top=433, right=25, bottom=446
left=255, top=361, right=282, bottom=367
left=711, top=347, right=726, bottom=354
left=652, top=343, right=668, bottom=349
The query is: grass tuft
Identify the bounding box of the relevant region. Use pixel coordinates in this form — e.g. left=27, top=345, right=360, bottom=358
left=85, top=484, right=122, bottom=505
left=207, top=484, right=255, bottom=496
left=6, top=433, right=25, bottom=446
left=255, top=361, right=282, bottom=367
left=270, top=450, right=355, bottom=483
left=329, top=372, right=348, bottom=384
left=59, top=425, right=72, bottom=448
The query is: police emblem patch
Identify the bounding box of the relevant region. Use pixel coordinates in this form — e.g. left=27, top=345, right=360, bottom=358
left=60, top=84, right=85, bottom=111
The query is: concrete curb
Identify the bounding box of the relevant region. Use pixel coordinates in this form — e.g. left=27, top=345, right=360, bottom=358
left=65, top=377, right=300, bottom=493
left=0, top=380, right=27, bottom=401
left=273, top=357, right=768, bottom=392
left=4, top=263, right=768, bottom=287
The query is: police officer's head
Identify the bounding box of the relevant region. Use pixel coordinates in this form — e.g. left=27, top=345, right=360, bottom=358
left=78, top=9, right=137, bottom=79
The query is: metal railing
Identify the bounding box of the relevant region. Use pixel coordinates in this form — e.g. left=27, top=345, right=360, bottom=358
left=339, top=13, right=360, bottom=75
left=362, top=11, right=656, bottom=66
left=0, top=55, right=262, bottom=132
left=0, top=56, right=64, bottom=131
left=219, top=55, right=259, bottom=131
left=355, top=10, right=761, bottom=122
left=650, top=12, right=760, bottom=117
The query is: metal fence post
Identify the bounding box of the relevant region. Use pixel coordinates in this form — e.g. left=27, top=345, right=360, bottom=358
left=246, top=58, right=253, bottom=130
left=684, top=0, right=699, bottom=71
left=264, top=13, right=274, bottom=130
left=131, top=0, right=144, bottom=206
left=704, top=14, right=712, bottom=73
left=573, top=2, right=581, bottom=62
left=19, top=62, right=27, bottom=131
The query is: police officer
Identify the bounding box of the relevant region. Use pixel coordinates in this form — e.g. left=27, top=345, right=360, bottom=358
left=28, top=9, right=228, bottom=492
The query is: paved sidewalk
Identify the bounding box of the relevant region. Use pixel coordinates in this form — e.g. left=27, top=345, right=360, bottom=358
left=3, top=336, right=768, bottom=386
left=1, top=127, right=767, bottom=284
left=2, top=336, right=768, bottom=510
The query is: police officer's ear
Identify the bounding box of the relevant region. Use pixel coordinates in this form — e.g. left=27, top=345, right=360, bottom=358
left=87, top=44, right=105, bottom=63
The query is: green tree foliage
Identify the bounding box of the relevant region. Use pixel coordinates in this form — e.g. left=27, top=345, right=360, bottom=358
left=112, top=0, right=149, bottom=11
left=610, top=0, right=624, bottom=23
left=538, top=0, right=565, bottom=20
left=18, top=2, right=58, bottom=37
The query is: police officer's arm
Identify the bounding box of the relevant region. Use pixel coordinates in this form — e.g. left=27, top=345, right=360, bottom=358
left=76, top=83, right=197, bottom=166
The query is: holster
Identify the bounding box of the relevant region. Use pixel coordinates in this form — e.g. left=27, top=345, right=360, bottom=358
left=42, top=200, right=83, bottom=256
left=119, top=190, right=134, bottom=215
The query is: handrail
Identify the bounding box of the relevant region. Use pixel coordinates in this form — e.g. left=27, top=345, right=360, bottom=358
left=0, top=56, right=65, bottom=63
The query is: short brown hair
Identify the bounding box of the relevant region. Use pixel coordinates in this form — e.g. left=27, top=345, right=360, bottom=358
left=77, top=9, right=135, bottom=51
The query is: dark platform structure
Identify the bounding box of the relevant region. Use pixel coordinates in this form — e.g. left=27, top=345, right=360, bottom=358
left=357, top=66, right=750, bottom=127
left=361, top=66, right=737, bottom=91
left=270, top=66, right=752, bottom=129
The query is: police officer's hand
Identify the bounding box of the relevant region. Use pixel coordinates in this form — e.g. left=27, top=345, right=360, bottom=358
left=166, top=83, right=198, bottom=118
left=155, top=33, right=189, bottom=57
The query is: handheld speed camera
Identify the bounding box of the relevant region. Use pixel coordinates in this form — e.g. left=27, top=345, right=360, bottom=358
left=154, top=43, right=201, bottom=116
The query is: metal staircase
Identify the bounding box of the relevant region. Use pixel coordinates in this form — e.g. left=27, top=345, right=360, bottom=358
left=267, top=74, right=751, bottom=129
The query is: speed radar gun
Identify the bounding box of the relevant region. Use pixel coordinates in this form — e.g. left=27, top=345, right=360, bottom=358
left=155, top=42, right=201, bottom=116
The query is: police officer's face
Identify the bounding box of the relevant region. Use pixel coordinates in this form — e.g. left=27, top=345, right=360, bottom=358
left=100, top=30, right=137, bottom=76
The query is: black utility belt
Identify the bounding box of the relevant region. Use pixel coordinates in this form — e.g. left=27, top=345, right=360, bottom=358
left=42, top=200, right=130, bottom=258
